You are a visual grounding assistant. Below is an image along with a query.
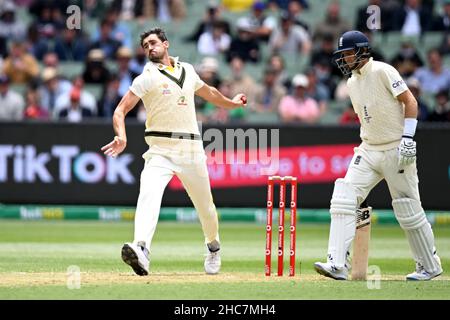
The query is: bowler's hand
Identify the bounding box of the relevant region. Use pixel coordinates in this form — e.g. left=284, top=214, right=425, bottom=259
left=232, top=94, right=247, bottom=108
left=398, top=137, right=416, bottom=167
left=101, top=136, right=127, bottom=158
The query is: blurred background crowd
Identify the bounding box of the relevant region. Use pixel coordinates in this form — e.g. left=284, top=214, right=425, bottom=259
left=1, top=0, right=450, bottom=124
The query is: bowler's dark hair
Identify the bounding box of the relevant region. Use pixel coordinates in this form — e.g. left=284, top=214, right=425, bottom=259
left=140, top=28, right=168, bottom=48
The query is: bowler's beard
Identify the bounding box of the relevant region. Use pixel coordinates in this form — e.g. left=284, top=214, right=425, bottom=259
left=149, top=51, right=164, bottom=63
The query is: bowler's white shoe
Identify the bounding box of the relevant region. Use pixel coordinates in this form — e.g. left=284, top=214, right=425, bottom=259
left=204, top=241, right=221, bottom=275
left=121, top=242, right=149, bottom=276
left=314, top=262, right=349, bottom=280
left=406, top=255, right=443, bottom=281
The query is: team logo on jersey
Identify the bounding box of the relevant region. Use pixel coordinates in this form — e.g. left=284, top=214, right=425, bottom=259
left=177, top=96, right=188, bottom=106
left=161, top=83, right=172, bottom=95
left=392, top=79, right=404, bottom=88
left=363, top=105, right=372, bottom=123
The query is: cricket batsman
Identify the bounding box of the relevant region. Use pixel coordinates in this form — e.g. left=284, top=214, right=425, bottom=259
left=314, top=30, right=443, bottom=281
left=101, top=28, right=247, bottom=276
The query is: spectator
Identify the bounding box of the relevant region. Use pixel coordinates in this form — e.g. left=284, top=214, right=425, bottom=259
left=38, top=67, right=72, bottom=115
left=279, top=73, right=320, bottom=123
left=313, top=1, right=350, bottom=44
left=42, top=52, right=60, bottom=69
left=305, top=68, right=329, bottom=116
left=287, top=0, right=310, bottom=34
left=57, top=88, right=93, bottom=122
left=413, top=48, right=450, bottom=94
left=83, top=49, right=111, bottom=84
left=0, top=74, right=25, bottom=121
left=90, top=19, right=122, bottom=59
left=102, top=8, right=133, bottom=49
left=130, top=46, right=147, bottom=75
left=427, top=89, right=450, bottom=122
left=112, top=0, right=145, bottom=20
left=2, top=40, right=39, bottom=84
left=0, top=1, right=27, bottom=40
left=391, top=39, right=424, bottom=77
left=184, top=2, right=231, bottom=43
left=393, top=0, right=432, bottom=36
left=311, top=33, right=341, bottom=77
left=267, top=53, right=289, bottom=88
left=30, top=0, right=66, bottom=32
left=98, top=74, right=122, bottom=118
left=54, top=75, right=97, bottom=118
left=339, top=103, right=359, bottom=125
left=253, top=67, right=286, bottom=113
left=54, top=29, right=90, bottom=61
left=247, top=1, right=278, bottom=42
left=24, top=86, right=49, bottom=120
left=406, top=77, right=429, bottom=121
left=144, top=0, right=187, bottom=22
left=268, top=0, right=309, bottom=11
left=197, top=21, right=231, bottom=56
left=227, top=17, right=260, bottom=63
left=269, top=11, right=311, bottom=55
left=432, top=0, right=450, bottom=31
left=116, top=46, right=139, bottom=97
left=226, top=56, right=258, bottom=105
left=83, top=0, right=108, bottom=19
left=195, top=56, right=222, bottom=112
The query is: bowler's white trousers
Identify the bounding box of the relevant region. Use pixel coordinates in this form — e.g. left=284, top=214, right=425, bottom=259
left=133, top=149, right=219, bottom=251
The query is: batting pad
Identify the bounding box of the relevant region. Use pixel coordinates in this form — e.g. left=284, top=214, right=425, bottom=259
left=392, top=198, right=440, bottom=273
left=328, top=179, right=357, bottom=268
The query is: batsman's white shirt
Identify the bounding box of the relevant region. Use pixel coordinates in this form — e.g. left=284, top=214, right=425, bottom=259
left=129, top=56, right=219, bottom=250
left=345, top=58, right=420, bottom=204
left=347, top=58, right=408, bottom=151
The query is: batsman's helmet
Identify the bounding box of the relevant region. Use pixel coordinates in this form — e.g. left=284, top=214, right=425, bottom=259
left=333, top=30, right=371, bottom=76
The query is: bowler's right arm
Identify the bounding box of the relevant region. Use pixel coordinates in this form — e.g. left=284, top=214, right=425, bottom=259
left=101, top=90, right=141, bottom=158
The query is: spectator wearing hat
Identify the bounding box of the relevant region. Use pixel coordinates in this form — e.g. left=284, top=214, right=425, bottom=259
left=54, top=28, right=90, bottom=61
left=23, top=86, right=49, bottom=120
left=427, top=89, right=450, bottom=122
left=278, top=74, right=320, bottom=123
left=197, top=21, right=231, bottom=56
left=184, top=2, right=231, bottom=43
left=413, top=48, right=450, bottom=94
left=313, top=1, right=350, bottom=44
left=226, top=17, right=261, bottom=63
left=246, top=1, right=278, bottom=42
left=269, top=11, right=311, bottom=55
left=0, top=1, right=27, bottom=40
left=2, top=41, right=40, bottom=84
left=194, top=56, right=222, bottom=114
left=406, top=77, right=429, bottom=121
left=57, top=88, right=93, bottom=122
left=0, top=74, right=25, bottom=121
left=83, top=49, right=111, bottom=84
left=116, top=47, right=140, bottom=97
left=253, top=67, right=286, bottom=113
left=38, top=67, right=72, bottom=115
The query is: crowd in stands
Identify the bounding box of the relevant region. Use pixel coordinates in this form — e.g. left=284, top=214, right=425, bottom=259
left=1, top=0, right=450, bottom=124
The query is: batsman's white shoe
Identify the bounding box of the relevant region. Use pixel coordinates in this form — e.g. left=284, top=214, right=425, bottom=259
left=406, top=255, right=443, bottom=281
left=121, top=242, right=149, bottom=276
left=314, top=262, right=349, bottom=280
left=204, top=240, right=221, bottom=275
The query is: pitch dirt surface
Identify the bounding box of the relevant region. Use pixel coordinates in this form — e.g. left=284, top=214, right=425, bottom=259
left=0, top=220, right=449, bottom=299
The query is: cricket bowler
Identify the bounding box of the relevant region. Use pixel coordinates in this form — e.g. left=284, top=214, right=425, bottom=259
left=101, top=28, right=247, bottom=276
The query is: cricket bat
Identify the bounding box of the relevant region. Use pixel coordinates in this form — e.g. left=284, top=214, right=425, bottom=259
left=352, top=206, right=372, bottom=280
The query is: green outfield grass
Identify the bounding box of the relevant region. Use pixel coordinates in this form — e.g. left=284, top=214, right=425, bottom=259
left=0, top=219, right=449, bottom=299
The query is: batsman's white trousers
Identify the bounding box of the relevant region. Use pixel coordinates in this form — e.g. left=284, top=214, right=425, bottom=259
left=345, top=147, right=420, bottom=204
left=133, top=150, right=219, bottom=251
